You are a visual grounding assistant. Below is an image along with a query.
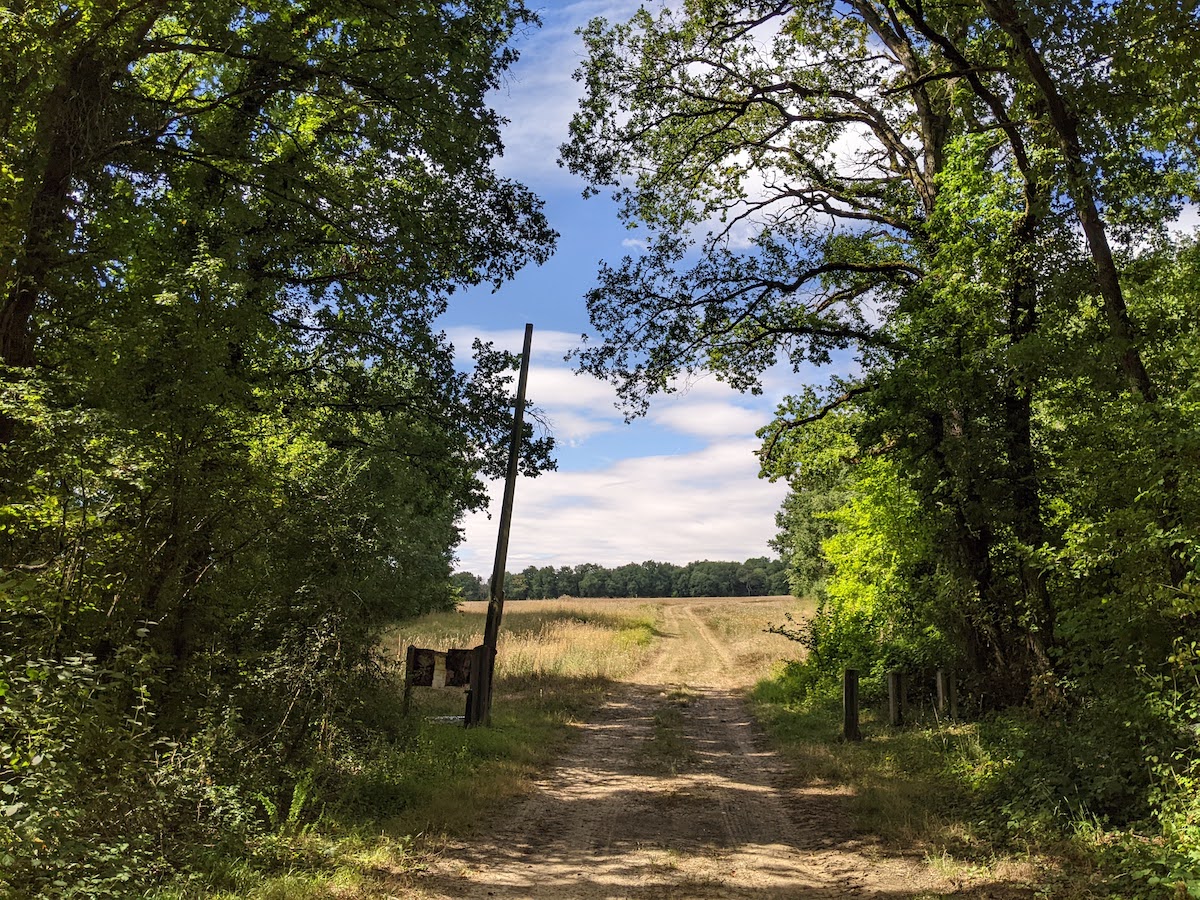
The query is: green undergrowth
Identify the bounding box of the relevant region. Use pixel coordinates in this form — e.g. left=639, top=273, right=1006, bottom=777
left=146, top=672, right=613, bottom=900
left=749, top=669, right=1187, bottom=899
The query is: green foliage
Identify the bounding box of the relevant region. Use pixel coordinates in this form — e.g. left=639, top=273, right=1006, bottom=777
left=767, top=453, right=953, bottom=701
left=1136, top=638, right=1200, bottom=893
left=0, top=0, right=557, bottom=895
left=771, top=487, right=844, bottom=599
left=955, top=704, right=1163, bottom=834
left=451, top=571, right=488, bottom=601
left=0, top=653, right=264, bottom=897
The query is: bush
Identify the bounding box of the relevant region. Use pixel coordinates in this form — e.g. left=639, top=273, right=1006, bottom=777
left=0, top=654, right=268, bottom=898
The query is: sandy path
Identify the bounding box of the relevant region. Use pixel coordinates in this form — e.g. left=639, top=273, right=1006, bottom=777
left=406, top=600, right=942, bottom=899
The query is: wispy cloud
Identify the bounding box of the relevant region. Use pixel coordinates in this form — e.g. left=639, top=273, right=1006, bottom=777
left=492, top=0, right=645, bottom=185
left=648, top=402, right=766, bottom=438
left=1171, top=202, right=1200, bottom=236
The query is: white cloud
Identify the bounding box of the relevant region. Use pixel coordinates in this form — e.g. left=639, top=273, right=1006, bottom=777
left=455, top=437, right=787, bottom=573
left=443, top=324, right=808, bottom=574
left=1171, top=202, right=1200, bottom=236
left=443, top=325, right=581, bottom=363
left=442, top=325, right=628, bottom=440
left=541, top=407, right=617, bottom=445
left=648, top=401, right=765, bottom=438
left=524, top=364, right=617, bottom=407
left=444, top=322, right=835, bottom=445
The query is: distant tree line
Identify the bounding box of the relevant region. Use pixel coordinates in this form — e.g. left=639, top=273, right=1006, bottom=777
left=452, top=557, right=789, bottom=600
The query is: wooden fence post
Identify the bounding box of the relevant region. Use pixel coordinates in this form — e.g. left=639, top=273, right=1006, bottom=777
left=466, top=644, right=494, bottom=727
left=888, top=671, right=905, bottom=726
left=936, top=669, right=958, bottom=721
left=843, top=669, right=862, bottom=741
left=402, top=644, right=416, bottom=717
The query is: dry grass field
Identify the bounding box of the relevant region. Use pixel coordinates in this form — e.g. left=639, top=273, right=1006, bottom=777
left=381, top=596, right=813, bottom=720
left=685, top=595, right=815, bottom=680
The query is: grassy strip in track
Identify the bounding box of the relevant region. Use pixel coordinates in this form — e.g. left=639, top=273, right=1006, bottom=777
left=640, top=688, right=699, bottom=775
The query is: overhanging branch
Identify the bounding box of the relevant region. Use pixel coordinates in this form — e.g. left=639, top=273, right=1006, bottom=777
left=758, top=383, right=874, bottom=464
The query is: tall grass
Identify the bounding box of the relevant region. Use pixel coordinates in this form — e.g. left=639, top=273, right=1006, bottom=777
left=383, top=599, right=660, bottom=684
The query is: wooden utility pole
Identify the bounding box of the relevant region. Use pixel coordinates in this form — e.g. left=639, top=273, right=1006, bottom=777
left=468, top=323, right=533, bottom=727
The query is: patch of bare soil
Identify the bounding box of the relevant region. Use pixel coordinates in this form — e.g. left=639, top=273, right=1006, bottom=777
left=402, top=600, right=1030, bottom=899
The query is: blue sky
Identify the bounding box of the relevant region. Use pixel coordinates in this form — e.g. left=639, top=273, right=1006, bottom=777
left=438, top=0, right=820, bottom=575
left=437, top=0, right=1200, bottom=577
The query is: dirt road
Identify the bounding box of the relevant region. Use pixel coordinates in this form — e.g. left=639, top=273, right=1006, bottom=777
left=407, top=599, right=942, bottom=899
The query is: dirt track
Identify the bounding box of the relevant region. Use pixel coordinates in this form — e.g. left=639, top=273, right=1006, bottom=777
left=406, top=599, right=945, bottom=899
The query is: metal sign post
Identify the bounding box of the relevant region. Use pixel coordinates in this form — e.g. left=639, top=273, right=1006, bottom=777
left=467, top=323, right=533, bottom=727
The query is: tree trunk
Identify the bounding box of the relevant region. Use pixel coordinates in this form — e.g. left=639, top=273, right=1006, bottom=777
left=1004, top=211, right=1056, bottom=675
left=984, top=0, right=1157, bottom=403
left=0, top=45, right=118, bottom=445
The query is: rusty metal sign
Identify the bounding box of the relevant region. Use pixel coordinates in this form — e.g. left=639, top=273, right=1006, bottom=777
left=406, top=646, right=474, bottom=689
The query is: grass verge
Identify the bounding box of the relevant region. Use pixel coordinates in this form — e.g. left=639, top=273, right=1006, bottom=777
left=749, top=674, right=1122, bottom=899
left=641, top=688, right=698, bottom=774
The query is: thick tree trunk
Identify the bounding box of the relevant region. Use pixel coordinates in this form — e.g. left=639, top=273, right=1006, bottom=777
left=984, top=0, right=1157, bottom=404
left=1005, top=212, right=1057, bottom=675
left=0, top=85, right=73, bottom=444
left=1004, top=385, right=1056, bottom=668
left=0, top=52, right=111, bottom=446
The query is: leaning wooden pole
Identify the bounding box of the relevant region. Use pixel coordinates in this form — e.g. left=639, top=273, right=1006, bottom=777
left=469, top=323, right=533, bottom=727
